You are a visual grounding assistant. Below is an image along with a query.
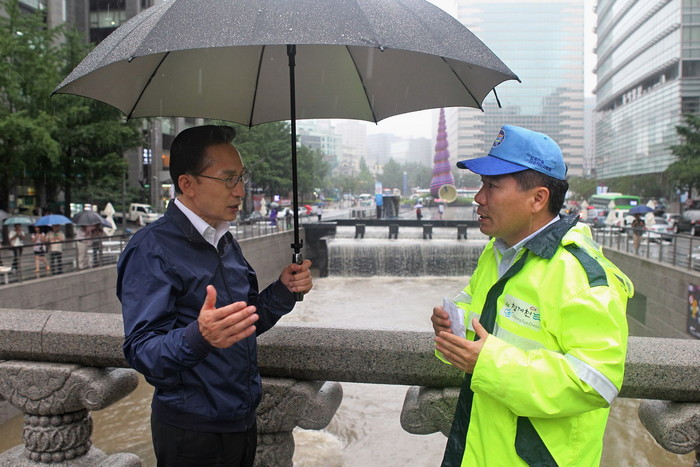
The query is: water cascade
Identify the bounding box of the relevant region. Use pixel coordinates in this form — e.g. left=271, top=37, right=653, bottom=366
left=327, top=235, right=488, bottom=276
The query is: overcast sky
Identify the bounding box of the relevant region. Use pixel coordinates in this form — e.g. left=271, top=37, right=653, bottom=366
left=362, top=0, right=596, bottom=139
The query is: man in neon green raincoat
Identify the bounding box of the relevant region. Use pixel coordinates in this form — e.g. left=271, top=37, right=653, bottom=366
left=432, top=125, right=632, bottom=467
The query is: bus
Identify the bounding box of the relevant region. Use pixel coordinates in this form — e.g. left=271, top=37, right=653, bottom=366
left=589, top=193, right=641, bottom=210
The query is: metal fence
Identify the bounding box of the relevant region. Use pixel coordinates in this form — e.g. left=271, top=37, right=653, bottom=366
left=591, top=226, right=700, bottom=271
left=0, top=219, right=305, bottom=286
left=0, top=234, right=132, bottom=285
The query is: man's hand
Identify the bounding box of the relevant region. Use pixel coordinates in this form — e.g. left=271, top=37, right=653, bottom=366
left=280, top=259, right=313, bottom=294
left=431, top=305, right=452, bottom=336
left=198, top=285, right=259, bottom=348
left=434, top=318, right=489, bottom=374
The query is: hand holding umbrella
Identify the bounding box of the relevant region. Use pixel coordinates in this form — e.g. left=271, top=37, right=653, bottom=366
left=53, top=0, right=519, bottom=301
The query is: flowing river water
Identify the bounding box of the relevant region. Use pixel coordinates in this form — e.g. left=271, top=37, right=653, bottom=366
left=0, top=276, right=694, bottom=466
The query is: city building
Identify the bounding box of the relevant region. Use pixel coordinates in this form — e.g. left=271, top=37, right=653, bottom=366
left=440, top=0, right=585, bottom=177
left=43, top=0, right=203, bottom=210
left=594, top=0, right=698, bottom=180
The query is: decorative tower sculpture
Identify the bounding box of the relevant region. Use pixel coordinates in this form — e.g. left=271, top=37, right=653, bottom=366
left=430, top=108, right=455, bottom=198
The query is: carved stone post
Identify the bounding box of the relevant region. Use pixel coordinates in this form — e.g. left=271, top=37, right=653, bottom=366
left=639, top=400, right=700, bottom=467
left=255, top=378, right=342, bottom=467
left=400, top=386, right=457, bottom=437
left=0, top=361, right=140, bottom=466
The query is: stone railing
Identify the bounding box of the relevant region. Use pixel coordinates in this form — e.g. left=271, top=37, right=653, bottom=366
left=0, top=309, right=699, bottom=466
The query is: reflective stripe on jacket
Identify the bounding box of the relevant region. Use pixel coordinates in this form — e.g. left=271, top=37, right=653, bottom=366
left=439, top=215, right=633, bottom=466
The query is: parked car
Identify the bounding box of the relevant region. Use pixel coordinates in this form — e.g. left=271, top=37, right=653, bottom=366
left=277, top=207, right=306, bottom=219
left=663, top=212, right=681, bottom=229
left=643, top=217, right=673, bottom=242
left=238, top=211, right=265, bottom=224
left=674, top=209, right=700, bottom=235
left=580, top=208, right=607, bottom=229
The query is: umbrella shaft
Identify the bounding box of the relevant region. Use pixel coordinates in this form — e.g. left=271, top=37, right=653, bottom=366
left=287, top=44, right=301, bottom=251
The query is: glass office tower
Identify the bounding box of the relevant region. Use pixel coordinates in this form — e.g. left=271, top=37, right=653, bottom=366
left=595, top=0, right=700, bottom=180
left=446, top=0, right=585, bottom=177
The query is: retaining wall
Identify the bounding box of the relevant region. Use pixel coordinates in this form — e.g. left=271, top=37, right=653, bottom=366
left=0, top=230, right=297, bottom=314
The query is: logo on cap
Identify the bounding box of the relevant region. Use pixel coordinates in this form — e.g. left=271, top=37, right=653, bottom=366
left=492, top=129, right=506, bottom=148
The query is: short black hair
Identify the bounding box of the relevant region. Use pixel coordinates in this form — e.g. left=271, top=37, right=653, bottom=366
left=511, top=169, right=569, bottom=215
left=169, top=125, right=236, bottom=194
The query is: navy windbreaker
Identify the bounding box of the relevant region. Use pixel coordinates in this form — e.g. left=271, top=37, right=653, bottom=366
left=117, top=201, right=296, bottom=432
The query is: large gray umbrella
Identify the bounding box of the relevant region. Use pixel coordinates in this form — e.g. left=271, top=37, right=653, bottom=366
left=72, top=210, right=105, bottom=226
left=52, top=0, right=519, bottom=299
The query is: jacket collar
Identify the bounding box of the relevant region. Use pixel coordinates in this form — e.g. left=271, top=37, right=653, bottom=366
left=166, top=199, right=208, bottom=245
left=523, top=214, right=579, bottom=260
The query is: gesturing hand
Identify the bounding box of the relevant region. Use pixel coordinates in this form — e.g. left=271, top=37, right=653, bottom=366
left=434, top=318, right=490, bottom=374
left=198, top=285, right=259, bottom=348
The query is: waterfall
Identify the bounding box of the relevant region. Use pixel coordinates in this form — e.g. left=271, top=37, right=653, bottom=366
left=327, top=238, right=488, bottom=276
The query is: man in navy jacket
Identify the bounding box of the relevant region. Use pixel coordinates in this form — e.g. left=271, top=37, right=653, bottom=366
left=117, top=125, right=313, bottom=467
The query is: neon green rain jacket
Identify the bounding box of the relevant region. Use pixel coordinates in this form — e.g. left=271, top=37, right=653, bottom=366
left=438, top=215, right=633, bottom=467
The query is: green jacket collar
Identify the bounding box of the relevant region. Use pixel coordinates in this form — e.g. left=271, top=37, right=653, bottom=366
left=523, top=214, right=579, bottom=260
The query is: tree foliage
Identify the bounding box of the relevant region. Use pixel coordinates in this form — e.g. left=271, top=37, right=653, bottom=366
left=0, top=0, right=61, bottom=210
left=230, top=122, right=331, bottom=203
left=667, top=114, right=700, bottom=197
left=0, top=0, right=142, bottom=214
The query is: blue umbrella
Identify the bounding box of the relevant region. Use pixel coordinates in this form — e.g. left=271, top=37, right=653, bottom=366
left=3, top=216, right=33, bottom=226
left=34, top=214, right=74, bottom=226
left=629, top=205, right=654, bottom=215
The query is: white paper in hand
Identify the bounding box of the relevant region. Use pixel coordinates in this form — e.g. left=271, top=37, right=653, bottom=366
left=442, top=297, right=465, bottom=338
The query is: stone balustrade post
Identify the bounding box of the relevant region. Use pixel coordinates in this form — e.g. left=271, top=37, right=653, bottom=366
left=400, top=386, right=457, bottom=437
left=639, top=400, right=700, bottom=467
left=255, top=378, right=342, bottom=467
left=0, top=361, right=140, bottom=467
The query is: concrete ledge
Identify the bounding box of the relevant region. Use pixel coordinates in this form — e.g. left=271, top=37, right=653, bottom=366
left=0, top=310, right=699, bottom=401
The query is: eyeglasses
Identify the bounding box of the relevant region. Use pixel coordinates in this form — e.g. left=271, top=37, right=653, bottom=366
left=194, top=171, right=251, bottom=189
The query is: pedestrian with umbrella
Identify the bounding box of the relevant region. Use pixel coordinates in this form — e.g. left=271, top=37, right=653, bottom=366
left=31, top=225, right=50, bottom=278
left=33, top=214, right=73, bottom=273
left=72, top=211, right=105, bottom=269
left=115, top=125, right=313, bottom=466
left=46, top=224, right=66, bottom=275
left=52, top=0, right=518, bottom=302
left=8, top=222, right=26, bottom=275
left=52, top=0, right=518, bottom=463
left=629, top=205, right=653, bottom=255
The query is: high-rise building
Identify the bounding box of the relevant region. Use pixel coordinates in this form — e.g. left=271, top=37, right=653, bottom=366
left=442, top=0, right=585, bottom=177
left=594, top=0, right=698, bottom=180
left=45, top=0, right=203, bottom=208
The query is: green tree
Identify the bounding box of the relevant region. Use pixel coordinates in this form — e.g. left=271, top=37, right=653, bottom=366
left=567, top=176, right=599, bottom=201
left=357, top=157, right=375, bottom=193
left=230, top=122, right=293, bottom=198
left=296, top=144, right=330, bottom=202
left=378, top=158, right=402, bottom=190
left=403, top=162, right=432, bottom=190
left=0, top=0, right=142, bottom=214
left=0, top=0, right=61, bottom=210
left=667, top=114, right=700, bottom=198
left=49, top=29, right=143, bottom=213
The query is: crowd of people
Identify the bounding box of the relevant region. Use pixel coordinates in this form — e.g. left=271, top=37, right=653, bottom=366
left=2, top=221, right=108, bottom=279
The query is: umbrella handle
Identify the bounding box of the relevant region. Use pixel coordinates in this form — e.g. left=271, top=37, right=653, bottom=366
left=292, top=250, right=304, bottom=302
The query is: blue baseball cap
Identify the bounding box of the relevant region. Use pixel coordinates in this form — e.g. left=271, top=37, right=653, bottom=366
left=456, top=125, right=566, bottom=180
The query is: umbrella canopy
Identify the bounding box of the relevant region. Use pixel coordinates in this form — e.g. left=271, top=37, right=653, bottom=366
left=34, top=214, right=74, bottom=226
left=3, top=216, right=33, bottom=226
left=53, top=0, right=518, bottom=124
left=0, top=210, right=9, bottom=223
left=72, top=210, right=106, bottom=226
left=629, top=205, right=654, bottom=215
left=53, top=0, right=518, bottom=300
